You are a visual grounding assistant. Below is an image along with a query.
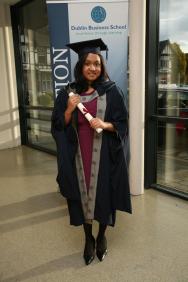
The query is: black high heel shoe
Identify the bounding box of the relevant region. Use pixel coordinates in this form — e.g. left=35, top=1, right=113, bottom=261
left=83, top=235, right=95, bottom=265
left=96, top=235, right=107, bottom=261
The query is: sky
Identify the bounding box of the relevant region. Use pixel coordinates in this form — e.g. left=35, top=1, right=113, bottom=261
left=160, top=0, right=188, bottom=53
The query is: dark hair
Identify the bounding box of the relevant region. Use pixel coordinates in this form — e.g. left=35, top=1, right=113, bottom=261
left=74, top=52, right=109, bottom=93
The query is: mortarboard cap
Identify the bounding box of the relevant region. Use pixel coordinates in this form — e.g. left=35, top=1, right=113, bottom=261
left=66, top=38, right=108, bottom=59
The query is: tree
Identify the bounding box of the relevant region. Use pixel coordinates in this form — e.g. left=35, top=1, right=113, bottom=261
left=185, top=53, right=188, bottom=84
left=170, top=43, right=187, bottom=84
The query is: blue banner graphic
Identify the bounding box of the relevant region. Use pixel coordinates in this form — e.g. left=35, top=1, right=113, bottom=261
left=47, top=3, right=71, bottom=96
left=46, top=1, right=129, bottom=96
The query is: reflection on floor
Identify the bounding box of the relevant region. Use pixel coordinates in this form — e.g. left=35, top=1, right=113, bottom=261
left=0, top=146, right=188, bottom=282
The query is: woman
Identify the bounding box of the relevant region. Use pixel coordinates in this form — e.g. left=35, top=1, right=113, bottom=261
left=51, top=38, right=132, bottom=265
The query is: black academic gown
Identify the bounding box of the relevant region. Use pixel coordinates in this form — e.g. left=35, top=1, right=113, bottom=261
left=51, top=81, right=132, bottom=226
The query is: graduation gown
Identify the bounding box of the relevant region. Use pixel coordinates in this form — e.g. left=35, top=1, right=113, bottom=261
left=51, top=81, right=132, bottom=226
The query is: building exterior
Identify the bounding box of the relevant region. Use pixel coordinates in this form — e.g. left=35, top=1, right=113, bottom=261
left=0, top=0, right=187, bottom=199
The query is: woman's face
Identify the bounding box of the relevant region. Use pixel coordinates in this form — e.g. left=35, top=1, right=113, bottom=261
left=82, top=53, right=102, bottom=83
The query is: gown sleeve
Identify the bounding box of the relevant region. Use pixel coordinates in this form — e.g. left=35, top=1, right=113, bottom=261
left=107, top=85, right=130, bottom=166
left=51, top=88, right=80, bottom=200
left=108, top=86, right=129, bottom=140
left=51, top=88, right=68, bottom=134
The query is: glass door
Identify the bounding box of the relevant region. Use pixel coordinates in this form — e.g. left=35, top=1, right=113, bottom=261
left=145, top=0, right=188, bottom=198
left=12, top=0, right=56, bottom=152
left=157, top=0, right=188, bottom=195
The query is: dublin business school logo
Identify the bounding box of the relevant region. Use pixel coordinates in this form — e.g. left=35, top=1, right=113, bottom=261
left=91, top=6, right=106, bottom=23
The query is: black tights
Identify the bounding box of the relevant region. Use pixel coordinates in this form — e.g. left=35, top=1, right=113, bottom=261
left=83, top=222, right=107, bottom=239
left=97, top=223, right=107, bottom=239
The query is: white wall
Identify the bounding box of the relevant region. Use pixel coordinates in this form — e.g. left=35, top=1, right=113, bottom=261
left=129, top=0, right=146, bottom=195
left=0, top=4, right=21, bottom=149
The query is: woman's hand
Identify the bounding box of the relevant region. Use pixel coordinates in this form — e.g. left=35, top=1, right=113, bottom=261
left=66, top=94, right=80, bottom=114
left=90, top=118, right=115, bottom=132
left=64, top=94, right=80, bottom=125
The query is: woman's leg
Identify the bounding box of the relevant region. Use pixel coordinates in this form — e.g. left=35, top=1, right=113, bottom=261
left=83, top=221, right=95, bottom=265
left=96, top=223, right=108, bottom=261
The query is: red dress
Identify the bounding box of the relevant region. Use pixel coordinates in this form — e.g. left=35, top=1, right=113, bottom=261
left=78, top=92, right=97, bottom=192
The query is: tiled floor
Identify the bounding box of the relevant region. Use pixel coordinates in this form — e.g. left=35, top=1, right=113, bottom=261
left=0, top=146, right=188, bottom=282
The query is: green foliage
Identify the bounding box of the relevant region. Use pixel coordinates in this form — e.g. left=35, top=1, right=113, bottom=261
left=171, top=43, right=187, bottom=84
left=185, top=54, right=188, bottom=84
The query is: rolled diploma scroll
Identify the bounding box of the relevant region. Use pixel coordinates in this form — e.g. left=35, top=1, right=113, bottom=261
left=69, top=92, right=103, bottom=133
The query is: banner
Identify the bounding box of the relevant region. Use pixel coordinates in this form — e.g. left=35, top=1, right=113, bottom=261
left=46, top=0, right=129, bottom=96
